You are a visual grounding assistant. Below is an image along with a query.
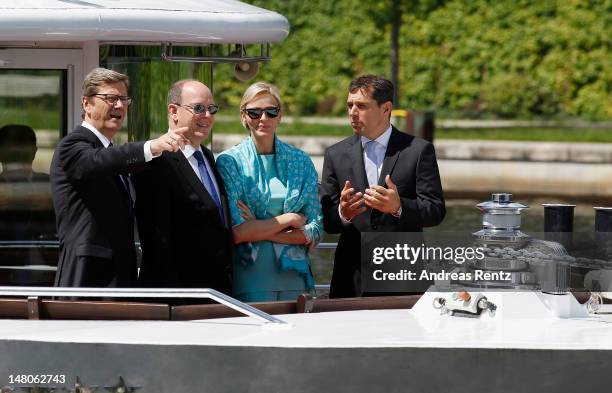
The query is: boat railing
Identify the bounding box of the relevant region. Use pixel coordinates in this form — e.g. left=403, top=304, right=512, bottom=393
left=0, top=240, right=61, bottom=249
left=0, top=286, right=288, bottom=325
left=315, top=242, right=338, bottom=249
left=0, top=241, right=337, bottom=303
left=0, top=241, right=339, bottom=274
left=0, top=241, right=339, bottom=249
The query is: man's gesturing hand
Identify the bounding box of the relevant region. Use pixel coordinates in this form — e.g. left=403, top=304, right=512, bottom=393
left=339, top=180, right=366, bottom=221
left=150, top=126, right=191, bottom=156
left=364, top=175, right=401, bottom=214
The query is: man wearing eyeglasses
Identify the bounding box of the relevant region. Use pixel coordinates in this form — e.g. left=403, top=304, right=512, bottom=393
left=50, top=67, right=189, bottom=288
left=320, top=75, right=446, bottom=298
left=132, top=79, right=232, bottom=297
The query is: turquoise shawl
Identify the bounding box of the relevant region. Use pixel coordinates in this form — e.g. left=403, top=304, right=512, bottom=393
left=216, top=135, right=322, bottom=289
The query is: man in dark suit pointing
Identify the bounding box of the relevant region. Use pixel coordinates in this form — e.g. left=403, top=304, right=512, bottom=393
left=51, top=68, right=188, bottom=287
left=132, top=80, right=232, bottom=295
left=320, top=75, right=446, bottom=298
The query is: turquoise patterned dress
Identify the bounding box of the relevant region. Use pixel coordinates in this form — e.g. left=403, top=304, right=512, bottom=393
left=216, top=136, right=323, bottom=302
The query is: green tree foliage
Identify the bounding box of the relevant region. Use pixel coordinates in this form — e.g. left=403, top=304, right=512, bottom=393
left=215, top=0, right=611, bottom=120
left=214, top=0, right=388, bottom=118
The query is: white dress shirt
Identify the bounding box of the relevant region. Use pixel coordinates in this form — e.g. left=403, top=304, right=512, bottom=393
left=361, top=125, right=392, bottom=187
left=339, top=125, right=393, bottom=223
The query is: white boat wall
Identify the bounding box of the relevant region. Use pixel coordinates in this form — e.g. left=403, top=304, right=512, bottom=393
left=0, top=291, right=610, bottom=393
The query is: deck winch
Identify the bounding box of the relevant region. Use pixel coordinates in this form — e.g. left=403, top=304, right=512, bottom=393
left=426, top=193, right=609, bottom=318
left=458, top=193, right=572, bottom=293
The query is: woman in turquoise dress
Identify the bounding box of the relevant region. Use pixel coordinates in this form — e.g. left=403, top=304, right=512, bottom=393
left=216, top=82, right=323, bottom=302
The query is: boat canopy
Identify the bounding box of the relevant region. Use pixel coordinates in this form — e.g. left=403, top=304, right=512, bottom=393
left=0, top=0, right=289, bottom=45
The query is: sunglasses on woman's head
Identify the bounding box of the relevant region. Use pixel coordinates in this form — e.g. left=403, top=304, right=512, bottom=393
left=244, top=107, right=280, bottom=119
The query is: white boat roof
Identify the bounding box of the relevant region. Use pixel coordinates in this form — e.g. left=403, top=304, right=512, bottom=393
left=1, top=308, right=612, bottom=350
left=0, top=0, right=289, bottom=44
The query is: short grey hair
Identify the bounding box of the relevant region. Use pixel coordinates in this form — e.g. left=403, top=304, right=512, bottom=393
left=82, top=67, right=129, bottom=97
left=81, top=68, right=129, bottom=119
left=239, top=82, right=282, bottom=129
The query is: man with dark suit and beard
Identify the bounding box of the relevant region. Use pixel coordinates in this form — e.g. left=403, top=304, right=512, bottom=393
left=51, top=68, right=188, bottom=287
left=320, top=75, right=446, bottom=298
left=132, top=80, right=232, bottom=295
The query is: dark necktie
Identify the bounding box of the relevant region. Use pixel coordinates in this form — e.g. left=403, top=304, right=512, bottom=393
left=109, top=142, right=134, bottom=218
left=193, top=150, right=225, bottom=225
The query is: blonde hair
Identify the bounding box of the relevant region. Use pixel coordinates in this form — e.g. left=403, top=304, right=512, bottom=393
left=239, top=82, right=282, bottom=129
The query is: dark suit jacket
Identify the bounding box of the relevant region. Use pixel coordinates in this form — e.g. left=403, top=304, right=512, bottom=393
left=50, top=126, right=145, bottom=287
left=132, top=147, right=232, bottom=295
left=320, top=127, right=445, bottom=298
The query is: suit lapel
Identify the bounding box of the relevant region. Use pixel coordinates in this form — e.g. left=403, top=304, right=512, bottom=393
left=75, top=125, right=103, bottom=146
left=169, top=149, right=225, bottom=227
left=170, top=151, right=216, bottom=208
left=347, top=135, right=368, bottom=193
left=378, top=127, right=403, bottom=186
left=77, top=126, right=132, bottom=210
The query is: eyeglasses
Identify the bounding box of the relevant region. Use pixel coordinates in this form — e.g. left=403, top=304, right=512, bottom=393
left=89, top=94, right=132, bottom=106
left=244, top=107, right=280, bottom=120
left=175, top=103, right=219, bottom=115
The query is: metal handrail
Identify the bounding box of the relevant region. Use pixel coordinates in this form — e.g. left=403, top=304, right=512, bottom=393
left=0, top=286, right=287, bottom=325
left=316, top=242, right=338, bottom=250
left=161, top=43, right=271, bottom=63
left=0, top=240, right=60, bottom=249
left=0, top=241, right=339, bottom=250
left=0, top=265, right=56, bottom=271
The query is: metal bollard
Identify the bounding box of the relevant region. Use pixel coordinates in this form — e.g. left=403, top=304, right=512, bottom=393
left=594, top=207, right=612, bottom=260
left=543, top=204, right=575, bottom=251
left=594, top=207, right=612, bottom=232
